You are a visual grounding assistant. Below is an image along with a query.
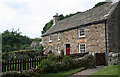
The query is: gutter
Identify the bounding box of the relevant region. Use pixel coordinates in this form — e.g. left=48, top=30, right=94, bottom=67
left=105, top=20, right=108, bottom=65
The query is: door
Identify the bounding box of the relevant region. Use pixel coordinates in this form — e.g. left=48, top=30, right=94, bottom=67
left=96, top=53, right=105, bottom=66
left=66, top=44, right=70, bottom=55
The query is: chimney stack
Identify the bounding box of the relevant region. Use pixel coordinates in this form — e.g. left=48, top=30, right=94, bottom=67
left=53, top=13, right=60, bottom=26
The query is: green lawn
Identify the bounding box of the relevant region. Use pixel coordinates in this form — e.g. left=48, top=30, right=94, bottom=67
left=88, top=65, right=119, bottom=77
left=36, top=67, right=84, bottom=77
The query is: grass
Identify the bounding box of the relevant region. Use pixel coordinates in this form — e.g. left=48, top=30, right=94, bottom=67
left=38, top=67, right=84, bottom=77
left=88, top=65, right=119, bottom=77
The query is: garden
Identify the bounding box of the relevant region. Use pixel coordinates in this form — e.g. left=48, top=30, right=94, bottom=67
left=1, top=52, right=96, bottom=77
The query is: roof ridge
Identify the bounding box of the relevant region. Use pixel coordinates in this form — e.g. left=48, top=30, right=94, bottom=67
left=57, top=2, right=111, bottom=25
left=42, top=2, right=115, bottom=37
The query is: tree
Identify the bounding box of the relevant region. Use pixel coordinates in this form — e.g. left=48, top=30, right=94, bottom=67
left=93, top=2, right=107, bottom=8
left=41, top=12, right=81, bottom=34
left=30, top=38, right=42, bottom=42
left=2, top=29, right=31, bottom=52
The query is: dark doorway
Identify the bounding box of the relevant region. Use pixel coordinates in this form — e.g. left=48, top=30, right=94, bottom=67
left=96, top=53, right=105, bottom=66
left=66, top=44, right=70, bottom=55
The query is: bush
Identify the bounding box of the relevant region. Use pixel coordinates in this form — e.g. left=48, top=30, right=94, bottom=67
left=39, top=53, right=58, bottom=73
left=62, top=56, right=77, bottom=70
left=34, top=54, right=84, bottom=75
left=77, top=54, right=96, bottom=69
left=2, top=49, right=43, bottom=60
left=60, top=49, right=64, bottom=57
left=38, top=54, right=78, bottom=74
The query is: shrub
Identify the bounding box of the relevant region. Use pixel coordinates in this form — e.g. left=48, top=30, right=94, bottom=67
left=60, top=49, right=64, bottom=57
left=62, top=56, right=77, bottom=70
left=39, top=53, right=58, bottom=73
left=2, top=49, right=43, bottom=60
left=36, top=54, right=81, bottom=74
left=77, top=54, right=96, bottom=69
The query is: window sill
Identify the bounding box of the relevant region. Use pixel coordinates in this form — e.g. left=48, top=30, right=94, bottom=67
left=79, top=35, right=85, bottom=38
left=49, top=40, right=52, bottom=43
left=79, top=52, right=86, bottom=53
left=57, top=39, right=60, bottom=41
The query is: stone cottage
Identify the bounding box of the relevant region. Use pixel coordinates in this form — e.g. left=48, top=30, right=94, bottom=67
left=42, top=2, right=120, bottom=65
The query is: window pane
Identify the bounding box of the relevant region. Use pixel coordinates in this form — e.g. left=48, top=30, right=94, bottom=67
left=58, top=33, right=60, bottom=40
left=79, top=27, right=85, bottom=36
left=58, top=45, right=61, bottom=53
left=49, top=35, right=52, bottom=41
left=79, top=44, right=85, bottom=53
left=49, top=46, right=52, bottom=51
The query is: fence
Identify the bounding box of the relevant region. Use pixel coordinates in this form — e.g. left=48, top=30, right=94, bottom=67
left=2, top=56, right=61, bottom=72
left=2, top=53, right=88, bottom=72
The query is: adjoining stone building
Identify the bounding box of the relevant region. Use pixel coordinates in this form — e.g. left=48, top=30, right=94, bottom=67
left=42, top=2, right=120, bottom=65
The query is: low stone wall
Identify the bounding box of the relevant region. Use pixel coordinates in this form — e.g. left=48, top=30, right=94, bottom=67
left=108, top=52, right=118, bottom=65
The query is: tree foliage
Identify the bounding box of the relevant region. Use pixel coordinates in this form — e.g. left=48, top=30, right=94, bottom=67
left=93, top=2, right=107, bottom=8
left=41, top=12, right=81, bottom=34
left=2, top=29, right=32, bottom=52
left=30, top=38, right=42, bottom=42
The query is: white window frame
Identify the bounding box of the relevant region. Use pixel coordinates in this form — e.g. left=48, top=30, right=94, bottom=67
left=49, top=46, right=52, bottom=51
left=57, top=33, right=60, bottom=40
left=79, top=43, right=86, bottom=53
left=58, top=45, right=61, bottom=53
left=78, top=27, right=85, bottom=37
left=49, top=34, right=52, bottom=42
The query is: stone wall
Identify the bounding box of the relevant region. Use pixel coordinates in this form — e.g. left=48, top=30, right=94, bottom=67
left=108, top=52, right=118, bottom=65
left=42, top=23, right=107, bottom=55
left=85, top=23, right=107, bottom=53
left=107, top=2, right=120, bottom=65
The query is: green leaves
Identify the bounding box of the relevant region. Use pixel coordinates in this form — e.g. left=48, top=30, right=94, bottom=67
left=93, top=2, right=107, bottom=8
left=2, top=29, right=31, bottom=52
left=41, top=12, right=81, bottom=34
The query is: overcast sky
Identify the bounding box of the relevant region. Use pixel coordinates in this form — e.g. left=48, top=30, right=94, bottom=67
left=0, top=0, right=109, bottom=38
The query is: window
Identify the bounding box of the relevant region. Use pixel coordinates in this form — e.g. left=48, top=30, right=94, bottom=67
left=78, top=27, right=85, bottom=37
left=79, top=43, right=86, bottom=53
left=58, top=33, right=60, bottom=40
left=49, top=46, right=52, bottom=51
left=58, top=45, right=61, bottom=53
left=49, top=34, right=52, bottom=42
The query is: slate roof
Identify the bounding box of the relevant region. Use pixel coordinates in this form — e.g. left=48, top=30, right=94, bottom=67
left=42, top=2, right=118, bottom=37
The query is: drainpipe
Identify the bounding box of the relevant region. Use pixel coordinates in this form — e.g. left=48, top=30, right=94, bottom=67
left=105, top=20, right=108, bottom=66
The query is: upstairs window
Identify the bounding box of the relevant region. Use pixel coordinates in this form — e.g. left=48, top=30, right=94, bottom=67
left=79, top=43, right=86, bottom=53
left=58, top=45, right=61, bottom=53
left=49, top=34, right=52, bottom=42
left=78, top=27, right=85, bottom=37
left=49, top=46, right=52, bottom=51
left=58, top=33, right=60, bottom=40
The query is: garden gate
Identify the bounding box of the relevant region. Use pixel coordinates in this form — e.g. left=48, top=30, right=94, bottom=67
left=95, top=53, right=105, bottom=66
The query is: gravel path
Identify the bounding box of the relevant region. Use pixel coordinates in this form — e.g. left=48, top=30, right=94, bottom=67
left=68, top=66, right=107, bottom=77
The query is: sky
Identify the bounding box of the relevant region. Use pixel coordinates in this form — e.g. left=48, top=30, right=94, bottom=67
left=0, top=0, right=112, bottom=38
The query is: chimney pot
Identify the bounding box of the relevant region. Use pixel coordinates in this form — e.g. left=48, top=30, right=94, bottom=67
left=53, top=13, right=60, bottom=26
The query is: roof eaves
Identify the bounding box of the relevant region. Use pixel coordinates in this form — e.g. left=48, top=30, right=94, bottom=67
left=41, top=19, right=106, bottom=37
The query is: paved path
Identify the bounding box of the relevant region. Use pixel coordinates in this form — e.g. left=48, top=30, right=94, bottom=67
left=68, top=66, right=107, bottom=77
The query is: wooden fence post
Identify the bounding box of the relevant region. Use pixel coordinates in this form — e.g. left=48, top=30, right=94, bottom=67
left=9, top=60, right=11, bottom=71
left=15, top=60, right=17, bottom=71
left=18, top=60, right=19, bottom=71
left=27, top=59, right=29, bottom=70
left=7, top=61, right=9, bottom=71
left=20, top=59, right=22, bottom=71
